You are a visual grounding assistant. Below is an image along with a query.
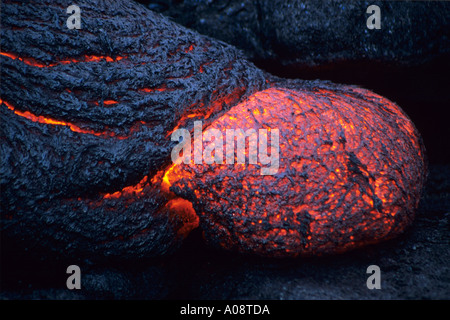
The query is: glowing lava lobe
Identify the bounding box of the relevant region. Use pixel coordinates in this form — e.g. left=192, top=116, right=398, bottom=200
left=165, top=86, right=427, bottom=257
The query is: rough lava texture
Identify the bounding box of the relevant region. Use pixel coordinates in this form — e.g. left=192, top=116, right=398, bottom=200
left=1, top=165, right=448, bottom=299
left=144, top=0, right=450, bottom=68
left=168, top=166, right=449, bottom=300
left=142, top=0, right=450, bottom=166
left=165, top=81, right=427, bottom=257
left=0, top=0, right=446, bottom=301
left=0, top=0, right=266, bottom=260
left=1, top=0, right=426, bottom=261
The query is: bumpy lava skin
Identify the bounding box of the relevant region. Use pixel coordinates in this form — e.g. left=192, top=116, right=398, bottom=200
left=1, top=0, right=426, bottom=259
left=0, top=0, right=266, bottom=259
left=165, top=83, right=427, bottom=257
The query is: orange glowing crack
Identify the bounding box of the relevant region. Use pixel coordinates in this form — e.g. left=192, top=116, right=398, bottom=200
left=166, top=198, right=199, bottom=238
left=139, top=84, right=181, bottom=93
left=1, top=99, right=127, bottom=139
left=185, top=44, right=194, bottom=53
left=102, top=166, right=199, bottom=240
left=102, top=165, right=174, bottom=200
left=199, top=61, right=213, bottom=73
left=0, top=51, right=126, bottom=67
left=103, top=176, right=148, bottom=199
left=103, top=100, right=118, bottom=105
left=162, top=164, right=176, bottom=189
left=165, top=86, right=245, bottom=138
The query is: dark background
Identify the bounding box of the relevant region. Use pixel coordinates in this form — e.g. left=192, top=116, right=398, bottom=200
left=2, top=0, right=449, bottom=300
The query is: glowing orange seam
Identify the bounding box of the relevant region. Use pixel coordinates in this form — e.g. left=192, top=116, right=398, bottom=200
left=1, top=99, right=126, bottom=139
left=0, top=51, right=126, bottom=67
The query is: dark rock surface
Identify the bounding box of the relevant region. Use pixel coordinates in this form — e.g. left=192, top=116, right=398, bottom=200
left=1, top=0, right=266, bottom=260
left=1, top=164, right=449, bottom=299
left=143, top=0, right=450, bottom=68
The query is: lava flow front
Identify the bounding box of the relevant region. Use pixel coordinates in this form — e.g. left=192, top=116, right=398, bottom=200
left=160, top=86, right=426, bottom=257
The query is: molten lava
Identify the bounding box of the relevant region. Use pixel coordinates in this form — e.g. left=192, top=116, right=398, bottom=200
left=1, top=99, right=127, bottom=139
left=0, top=51, right=125, bottom=67
left=1, top=0, right=427, bottom=261
left=161, top=86, right=426, bottom=257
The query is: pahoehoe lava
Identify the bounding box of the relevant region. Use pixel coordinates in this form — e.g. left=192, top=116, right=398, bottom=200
left=1, top=0, right=426, bottom=259
left=163, top=85, right=427, bottom=257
